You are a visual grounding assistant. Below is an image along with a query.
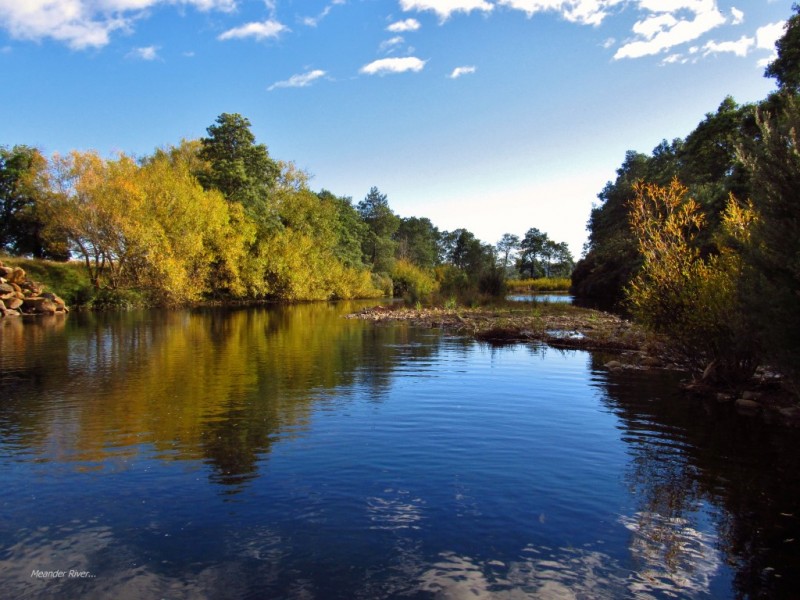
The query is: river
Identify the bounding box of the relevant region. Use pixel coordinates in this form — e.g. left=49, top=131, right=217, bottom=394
left=1, top=301, right=798, bottom=599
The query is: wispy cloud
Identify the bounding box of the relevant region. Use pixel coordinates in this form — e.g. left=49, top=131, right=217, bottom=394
left=614, top=1, right=726, bottom=60
left=0, top=0, right=234, bottom=50
left=269, top=69, right=327, bottom=90
left=360, top=56, right=427, bottom=75
left=449, top=65, right=476, bottom=78
left=218, top=20, right=287, bottom=41
left=703, top=35, right=754, bottom=57
left=388, top=18, right=421, bottom=32
left=400, top=0, right=493, bottom=21
left=497, top=0, right=622, bottom=26
left=126, top=45, right=160, bottom=60
left=731, top=7, right=744, bottom=26
left=302, top=0, right=346, bottom=27
left=380, top=36, right=405, bottom=52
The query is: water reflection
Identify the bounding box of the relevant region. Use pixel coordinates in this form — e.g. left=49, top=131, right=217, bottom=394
left=1, top=304, right=798, bottom=599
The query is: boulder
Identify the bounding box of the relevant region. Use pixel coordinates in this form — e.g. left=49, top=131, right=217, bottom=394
left=5, top=297, right=22, bottom=310
left=735, top=398, right=761, bottom=414
left=6, top=267, right=26, bottom=284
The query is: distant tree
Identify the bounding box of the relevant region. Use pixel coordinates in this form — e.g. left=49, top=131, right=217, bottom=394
left=0, top=145, right=68, bottom=259
left=318, top=190, right=367, bottom=269
left=765, top=4, right=800, bottom=92
left=357, top=186, right=400, bottom=273
left=518, top=227, right=548, bottom=278
left=496, top=233, right=519, bottom=274
left=198, top=113, right=280, bottom=227
left=394, top=216, right=440, bottom=268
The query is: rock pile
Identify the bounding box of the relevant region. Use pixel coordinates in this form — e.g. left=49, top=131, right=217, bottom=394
left=0, top=260, right=69, bottom=318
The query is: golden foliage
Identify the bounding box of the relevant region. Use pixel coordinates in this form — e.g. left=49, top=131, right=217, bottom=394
left=626, top=179, right=759, bottom=381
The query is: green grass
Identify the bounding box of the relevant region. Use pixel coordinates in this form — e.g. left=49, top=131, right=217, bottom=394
left=0, top=255, right=94, bottom=306
left=506, top=277, right=572, bottom=292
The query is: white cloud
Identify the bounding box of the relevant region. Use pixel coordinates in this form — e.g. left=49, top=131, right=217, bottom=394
left=0, top=0, right=234, bottom=49
left=449, top=65, right=476, bottom=78
left=360, top=56, right=427, bottom=75
left=756, top=20, right=785, bottom=51
left=269, top=69, right=327, bottom=90
left=755, top=20, right=785, bottom=68
left=614, top=0, right=726, bottom=60
left=218, top=20, right=287, bottom=41
left=730, top=7, right=744, bottom=25
left=127, top=45, right=160, bottom=60
left=380, top=36, right=405, bottom=51
left=497, top=0, right=622, bottom=26
left=388, top=18, right=421, bottom=32
left=703, top=34, right=754, bottom=57
left=399, top=0, right=493, bottom=21
left=302, top=0, right=346, bottom=27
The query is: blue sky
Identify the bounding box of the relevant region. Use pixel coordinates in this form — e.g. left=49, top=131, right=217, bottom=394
left=0, top=0, right=792, bottom=257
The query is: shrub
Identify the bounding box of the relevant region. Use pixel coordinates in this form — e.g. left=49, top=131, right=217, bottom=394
left=390, top=259, right=438, bottom=300
left=626, top=179, right=759, bottom=383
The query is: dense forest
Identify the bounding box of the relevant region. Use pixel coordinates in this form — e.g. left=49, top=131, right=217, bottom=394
left=1, top=118, right=572, bottom=308
left=572, top=4, right=800, bottom=390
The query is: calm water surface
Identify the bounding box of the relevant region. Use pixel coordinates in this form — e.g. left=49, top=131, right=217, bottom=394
left=1, top=302, right=799, bottom=599
left=506, top=293, right=574, bottom=303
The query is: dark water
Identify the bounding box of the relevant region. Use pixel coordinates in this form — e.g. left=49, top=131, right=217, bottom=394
left=1, top=302, right=799, bottom=599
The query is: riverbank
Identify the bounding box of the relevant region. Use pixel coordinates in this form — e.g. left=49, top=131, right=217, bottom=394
left=347, top=303, right=800, bottom=426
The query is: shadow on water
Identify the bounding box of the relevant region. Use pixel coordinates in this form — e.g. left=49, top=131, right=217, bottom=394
left=592, top=354, right=800, bottom=599
left=0, top=303, right=798, bottom=599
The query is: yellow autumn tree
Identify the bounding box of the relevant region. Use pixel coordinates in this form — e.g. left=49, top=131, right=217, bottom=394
left=626, top=178, right=759, bottom=383
left=45, top=150, right=256, bottom=305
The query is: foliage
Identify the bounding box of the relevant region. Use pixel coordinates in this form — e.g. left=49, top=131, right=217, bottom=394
left=626, top=179, right=759, bottom=383
left=395, top=216, right=440, bottom=268
left=496, top=233, right=519, bottom=275
left=574, top=98, right=756, bottom=306
left=357, top=186, right=400, bottom=273
left=764, top=4, right=800, bottom=92
left=44, top=150, right=254, bottom=305
left=391, top=259, right=438, bottom=300
left=507, top=277, right=572, bottom=292
left=197, top=113, right=281, bottom=230
left=0, top=145, right=68, bottom=259
left=738, top=95, right=800, bottom=391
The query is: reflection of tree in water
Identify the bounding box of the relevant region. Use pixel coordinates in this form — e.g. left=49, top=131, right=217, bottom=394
left=1, top=302, right=443, bottom=494
left=592, top=354, right=800, bottom=599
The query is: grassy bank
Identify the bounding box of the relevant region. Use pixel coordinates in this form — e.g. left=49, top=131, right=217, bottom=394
left=506, top=277, right=571, bottom=293
left=0, top=256, right=94, bottom=306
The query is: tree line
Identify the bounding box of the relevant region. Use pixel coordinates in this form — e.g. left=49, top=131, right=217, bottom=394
left=573, top=4, right=800, bottom=391
left=1, top=114, right=573, bottom=307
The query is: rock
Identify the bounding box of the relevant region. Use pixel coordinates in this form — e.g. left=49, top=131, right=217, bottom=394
left=21, top=297, right=57, bottom=314
left=779, top=407, right=800, bottom=419
left=0, top=265, right=13, bottom=278
left=736, top=398, right=761, bottom=414
left=641, top=356, right=661, bottom=367
left=6, top=267, right=26, bottom=284
left=716, top=393, right=734, bottom=403
left=742, top=390, right=763, bottom=401
left=3, top=309, right=20, bottom=317
left=5, top=297, right=22, bottom=310
left=604, top=360, right=623, bottom=369
left=41, top=292, right=66, bottom=306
